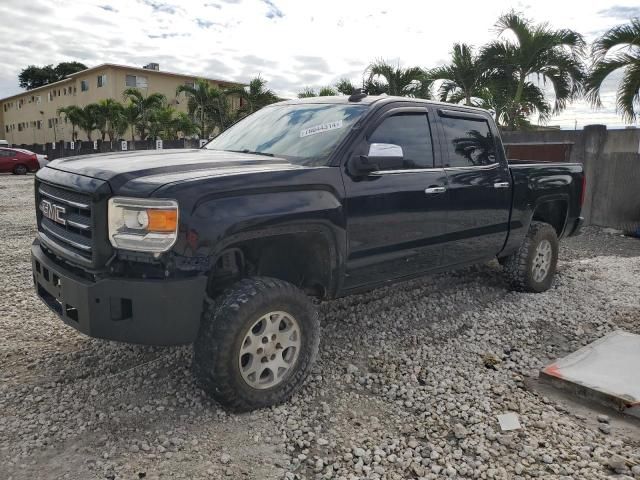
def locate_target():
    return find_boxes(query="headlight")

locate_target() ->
[108,197,179,252]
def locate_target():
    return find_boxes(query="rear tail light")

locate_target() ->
[579,174,586,207]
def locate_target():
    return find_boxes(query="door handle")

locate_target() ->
[425,186,447,194]
[494,182,510,189]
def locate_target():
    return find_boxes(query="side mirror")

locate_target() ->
[349,143,404,176]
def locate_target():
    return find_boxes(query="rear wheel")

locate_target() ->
[13,164,28,175]
[194,277,320,411]
[502,221,559,292]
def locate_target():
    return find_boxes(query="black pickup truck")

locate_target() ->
[31,95,584,410]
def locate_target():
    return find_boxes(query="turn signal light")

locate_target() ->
[147,209,178,232]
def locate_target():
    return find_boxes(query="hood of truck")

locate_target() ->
[45,149,305,195]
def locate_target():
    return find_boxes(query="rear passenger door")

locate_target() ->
[343,105,448,289]
[436,109,511,266]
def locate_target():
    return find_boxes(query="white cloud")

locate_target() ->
[0,0,638,128]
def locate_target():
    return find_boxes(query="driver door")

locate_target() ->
[342,105,449,290]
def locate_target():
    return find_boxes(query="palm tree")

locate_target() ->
[123,88,166,140]
[297,88,316,98]
[335,78,357,95]
[479,76,552,129]
[96,99,123,142]
[586,18,640,122]
[149,105,197,140]
[429,43,486,106]
[57,105,83,141]
[176,79,227,138]
[124,103,139,143]
[231,76,278,115]
[297,86,337,98]
[110,104,129,141]
[481,12,585,129]
[318,86,336,96]
[173,112,198,139]
[77,104,100,142]
[365,60,429,97]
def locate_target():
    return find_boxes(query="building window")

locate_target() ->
[81,80,89,92]
[36,95,41,104]
[18,123,23,132]
[4,126,8,133]
[125,74,148,88]
[97,74,107,87]
[184,81,195,88]
[48,118,53,128]
[48,92,53,101]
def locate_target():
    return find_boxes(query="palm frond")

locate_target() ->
[617,60,640,122]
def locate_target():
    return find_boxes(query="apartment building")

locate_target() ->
[0,63,244,144]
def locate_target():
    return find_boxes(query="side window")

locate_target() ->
[368,113,434,169]
[440,115,496,167]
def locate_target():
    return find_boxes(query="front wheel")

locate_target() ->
[194,277,320,411]
[502,221,559,292]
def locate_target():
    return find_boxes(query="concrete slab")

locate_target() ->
[540,330,640,418]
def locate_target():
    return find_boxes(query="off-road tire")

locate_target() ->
[13,164,28,175]
[193,277,320,411]
[503,221,559,292]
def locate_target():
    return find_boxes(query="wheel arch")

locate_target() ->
[207,224,343,300]
[531,196,569,238]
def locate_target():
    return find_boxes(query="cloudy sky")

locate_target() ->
[0,0,638,129]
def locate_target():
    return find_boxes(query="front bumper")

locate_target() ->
[31,240,207,345]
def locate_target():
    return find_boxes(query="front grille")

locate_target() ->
[37,182,94,261]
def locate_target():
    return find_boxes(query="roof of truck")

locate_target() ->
[276,95,493,115]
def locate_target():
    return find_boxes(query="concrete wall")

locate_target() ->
[503,126,640,231]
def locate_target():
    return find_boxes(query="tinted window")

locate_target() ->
[441,116,496,167]
[368,114,434,169]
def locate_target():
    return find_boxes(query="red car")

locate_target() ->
[0,147,40,174]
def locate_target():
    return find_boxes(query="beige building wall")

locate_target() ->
[0,64,243,144]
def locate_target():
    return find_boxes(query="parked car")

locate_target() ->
[31,95,585,411]
[0,147,40,174]
[0,139,9,147]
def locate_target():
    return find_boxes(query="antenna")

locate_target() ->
[348,88,367,102]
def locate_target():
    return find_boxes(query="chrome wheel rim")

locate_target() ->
[239,311,301,390]
[532,239,552,283]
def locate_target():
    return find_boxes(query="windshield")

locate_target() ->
[205,103,368,166]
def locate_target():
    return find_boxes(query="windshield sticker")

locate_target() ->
[300,120,343,138]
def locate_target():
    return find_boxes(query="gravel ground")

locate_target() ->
[1,173,639,480]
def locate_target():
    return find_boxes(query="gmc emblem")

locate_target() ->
[40,199,66,225]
